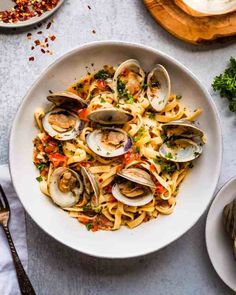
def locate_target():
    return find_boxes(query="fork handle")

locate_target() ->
[3,225,36,295]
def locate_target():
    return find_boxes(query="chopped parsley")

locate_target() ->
[100,97,106,103]
[36,176,43,182]
[117,79,134,103]
[133,126,145,142]
[188,162,194,169]
[94,70,110,80]
[154,158,177,173]
[146,112,155,119]
[126,95,134,104]
[176,95,182,100]
[75,83,83,92]
[86,223,93,231]
[142,83,148,90]
[58,142,63,154]
[212,57,236,112]
[165,152,173,159]
[83,203,92,212]
[36,163,48,171]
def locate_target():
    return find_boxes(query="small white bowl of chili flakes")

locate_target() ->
[0,0,64,28]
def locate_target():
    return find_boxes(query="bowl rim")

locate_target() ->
[9,40,223,258]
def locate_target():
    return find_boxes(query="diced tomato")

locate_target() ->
[78,216,90,225]
[78,108,90,122]
[92,223,98,232]
[155,183,166,194]
[104,185,112,194]
[108,195,117,202]
[96,79,107,90]
[121,68,129,76]
[45,140,58,154]
[41,167,49,176]
[49,153,67,167]
[123,151,140,165]
[150,164,156,172]
[37,144,44,152]
[80,162,91,168]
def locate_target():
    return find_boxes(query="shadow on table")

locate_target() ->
[26,214,234,295]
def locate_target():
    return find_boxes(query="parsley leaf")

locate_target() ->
[165,152,173,159]
[36,176,43,182]
[154,158,176,173]
[86,223,93,231]
[212,57,236,112]
[83,203,92,212]
[94,70,110,80]
[36,163,47,171]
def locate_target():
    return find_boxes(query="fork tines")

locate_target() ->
[0,184,10,210]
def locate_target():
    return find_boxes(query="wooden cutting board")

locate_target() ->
[144,0,236,44]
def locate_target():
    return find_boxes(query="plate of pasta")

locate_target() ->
[9,41,222,258]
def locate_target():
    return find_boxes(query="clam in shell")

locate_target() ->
[86,128,132,158]
[87,108,133,125]
[80,166,100,206]
[159,138,202,163]
[47,91,87,109]
[146,64,171,112]
[113,59,145,101]
[42,108,83,140]
[49,167,83,208]
[112,167,155,206]
[162,120,204,140]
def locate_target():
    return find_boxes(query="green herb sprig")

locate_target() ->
[212,57,236,112]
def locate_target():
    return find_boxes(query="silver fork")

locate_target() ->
[0,184,36,295]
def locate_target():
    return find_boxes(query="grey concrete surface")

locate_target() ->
[0,1,236,294]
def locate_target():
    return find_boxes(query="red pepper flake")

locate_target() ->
[92,29,96,34]
[31,46,35,50]
[45,37,48,43]
[41,48,46,54]
[29,57,34,62]
[37,31,42,35]
[49,35,56,41]
[46,22,52,29]
[34,39,40,46]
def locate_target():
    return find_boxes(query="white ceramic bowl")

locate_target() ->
[206,177,236,292]
[0,0,64,28]
[9,41,222,258]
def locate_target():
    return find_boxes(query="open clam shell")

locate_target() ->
[113,59,145,101]
[112,183,153,207]
[162,120,204,140]
[47,91,87,109]
[118,167,156,188]
[80,166,100,205]
[159,138,202,163]
[86,128,132,158]
[87,108,134,125]
[42,108,83,140]
[146,64,171,112]
[49,167,83,208]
